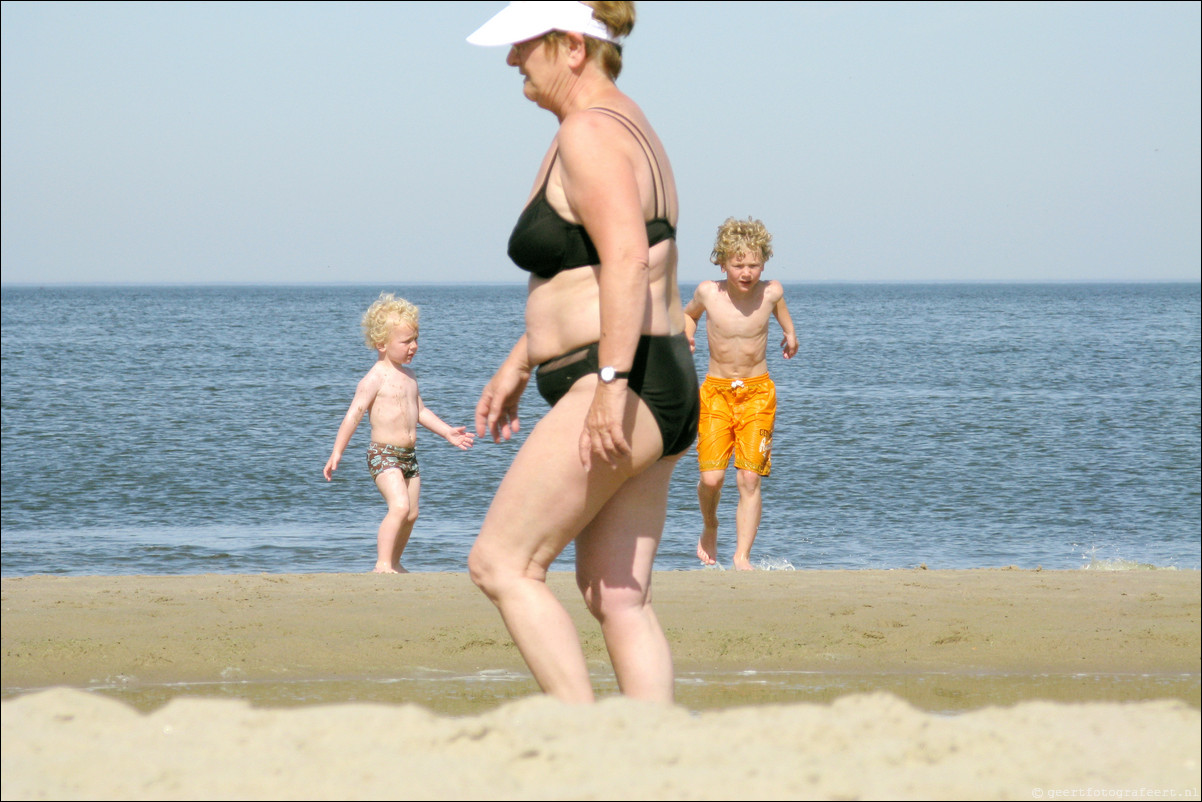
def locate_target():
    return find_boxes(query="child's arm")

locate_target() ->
[323,372,380,480]
[682,284,707,353]
[772,285,799,360]
[418,397,476,451]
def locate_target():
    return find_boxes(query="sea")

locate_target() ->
[2,282,1199,577]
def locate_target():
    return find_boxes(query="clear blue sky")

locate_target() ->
[2,1,1199,285]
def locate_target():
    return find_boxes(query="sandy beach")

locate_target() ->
[3,568,1199,799]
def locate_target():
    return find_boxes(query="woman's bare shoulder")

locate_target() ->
[558,104,634,148]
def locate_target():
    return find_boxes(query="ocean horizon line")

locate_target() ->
[2,278,1199,290]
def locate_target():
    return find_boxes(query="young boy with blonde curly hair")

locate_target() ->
[683,217,798,571]
[324,292,474,573]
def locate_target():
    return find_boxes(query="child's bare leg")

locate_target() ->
[373,469,411,574]
[732,468,763,571]
[696,470,725,565]
[389,475,421,572]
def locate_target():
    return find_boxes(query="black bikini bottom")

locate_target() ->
[535,333,700,457]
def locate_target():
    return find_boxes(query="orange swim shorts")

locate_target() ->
[695,373,775,476]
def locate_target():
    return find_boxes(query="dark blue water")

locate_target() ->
[2,283,1198,576]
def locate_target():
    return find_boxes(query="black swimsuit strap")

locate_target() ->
[538,150,560,193]
[532,109,673,229]
[587,107,670,219]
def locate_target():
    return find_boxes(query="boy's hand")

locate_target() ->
[446,426,476,450]
[323,455,339,481]
[781,332,798,359]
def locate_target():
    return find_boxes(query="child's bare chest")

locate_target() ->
[372,371,418,416]
[712,293,772,337]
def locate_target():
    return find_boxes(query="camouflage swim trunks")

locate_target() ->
[366,442,419,479]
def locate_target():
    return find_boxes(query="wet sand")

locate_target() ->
[2,569,1199,799]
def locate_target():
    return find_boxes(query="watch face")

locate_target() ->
[600,366,615,383]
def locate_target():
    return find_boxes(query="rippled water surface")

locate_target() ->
[2,282,1198,575]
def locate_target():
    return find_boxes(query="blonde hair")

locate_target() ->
[361,292,419,348]
[543,1,634,80]
[710,217,774,266]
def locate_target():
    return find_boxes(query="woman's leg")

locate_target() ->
[468,379,665,702]
[576,455,680,702]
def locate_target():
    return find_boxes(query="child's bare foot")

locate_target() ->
[372,562,398,574]
[696,525,718,565]
[393,563,410,574]
[732,555,755,571]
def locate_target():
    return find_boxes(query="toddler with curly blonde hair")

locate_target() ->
[324,292,475,573]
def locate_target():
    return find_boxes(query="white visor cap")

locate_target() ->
[467,1,619,46]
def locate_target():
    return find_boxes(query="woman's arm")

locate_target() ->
[475,333,532,444]
[558,109,649,467]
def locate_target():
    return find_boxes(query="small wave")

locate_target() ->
[1082,558,1177,572]
[692,557,796,571]
[1077,543,1185,571]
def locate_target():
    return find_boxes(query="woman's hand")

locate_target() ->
[579,382,632,469]
[476,359,531,444]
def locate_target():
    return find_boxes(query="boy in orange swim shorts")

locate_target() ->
[697,374,776,475]
[683,217,798,570]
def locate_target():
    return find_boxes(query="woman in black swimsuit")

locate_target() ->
[466,1,698,704]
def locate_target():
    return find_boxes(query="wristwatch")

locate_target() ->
[598,366,630,384]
